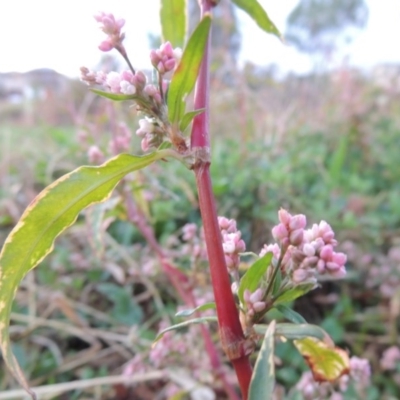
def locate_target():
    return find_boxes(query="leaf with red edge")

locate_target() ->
[294,337,350,382]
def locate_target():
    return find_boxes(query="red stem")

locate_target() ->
[190,1,253,398]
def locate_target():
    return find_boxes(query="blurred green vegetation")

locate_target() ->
[0,67,400,398]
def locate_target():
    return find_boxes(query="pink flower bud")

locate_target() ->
[160,41,174,58]
[98,39,114,52]
[164,58,176,72]
[278,208,291,225]
[303,243,315,257]
[290,228,304,246]
[135,71,147,90]
[272,223,288,242]
[253,301,266,312]
[243,289,251,303]
[222,241,235,254]
[88,145,104,164]
[320,245,334,260]
[149,49,160,67]
[289,214,307,230]
[249,288,263,303]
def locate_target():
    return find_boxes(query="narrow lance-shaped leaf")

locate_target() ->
[238,252,272,305]
[0,151,172,398]
[273,304,307,324]
[154,316,218,343]
[175,302,216,317]
[160,0,187,48]
[273,282,317,305]
[167,14,211,124]
[91,88,139,102]
[179,108,205,132]
[231,0,282,39]
[249,320,276,400]
[255,322,334,345]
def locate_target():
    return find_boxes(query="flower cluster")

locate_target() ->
[150,41,182,74]
[81,13,188,155]
[94,12,126,53]
[180,222,208,262]
[260,209,347,287]
[243,288,266,317]
[296,356,371,400]
[218,216,246,276]
[380,346,400,371]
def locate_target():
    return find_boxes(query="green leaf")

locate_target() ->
[254,322,333,344]
[249,320,276,400]
[167,15,211,124]
[238,252,273,305]
[160,0,187,48]
[97,283,143,325]
[90,88,139,101]
[154,316,217,343]
[274,304,307,324]
[273,283,317,305]
[175,302,216,317]
[231,0,282,39]
[179,109,205,132]
[0,151,169,397]
[272,266,282,296]
[294,337,350,382]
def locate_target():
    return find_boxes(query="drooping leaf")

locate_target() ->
[274,304,307,324]
[294,337,350,382]
[153,316,218,343]
[231,0,282,39]
[175,302,216,317]
[167,15,211,124]
[238,252,273,305]
[273,283,317,305]
[0,151,171,397]
[179,109,205,132]
[160,0,187,48]
[254,323,333,344]
[249,320,276,400]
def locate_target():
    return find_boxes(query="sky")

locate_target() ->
[1,0,399,78]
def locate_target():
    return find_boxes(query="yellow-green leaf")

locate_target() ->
[167,15,211,124]
[160,0,187,48]
[294,337,350,382]
[0,151,169,398]
[231,0,282,39]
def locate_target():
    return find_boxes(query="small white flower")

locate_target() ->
[136,118,155,137]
